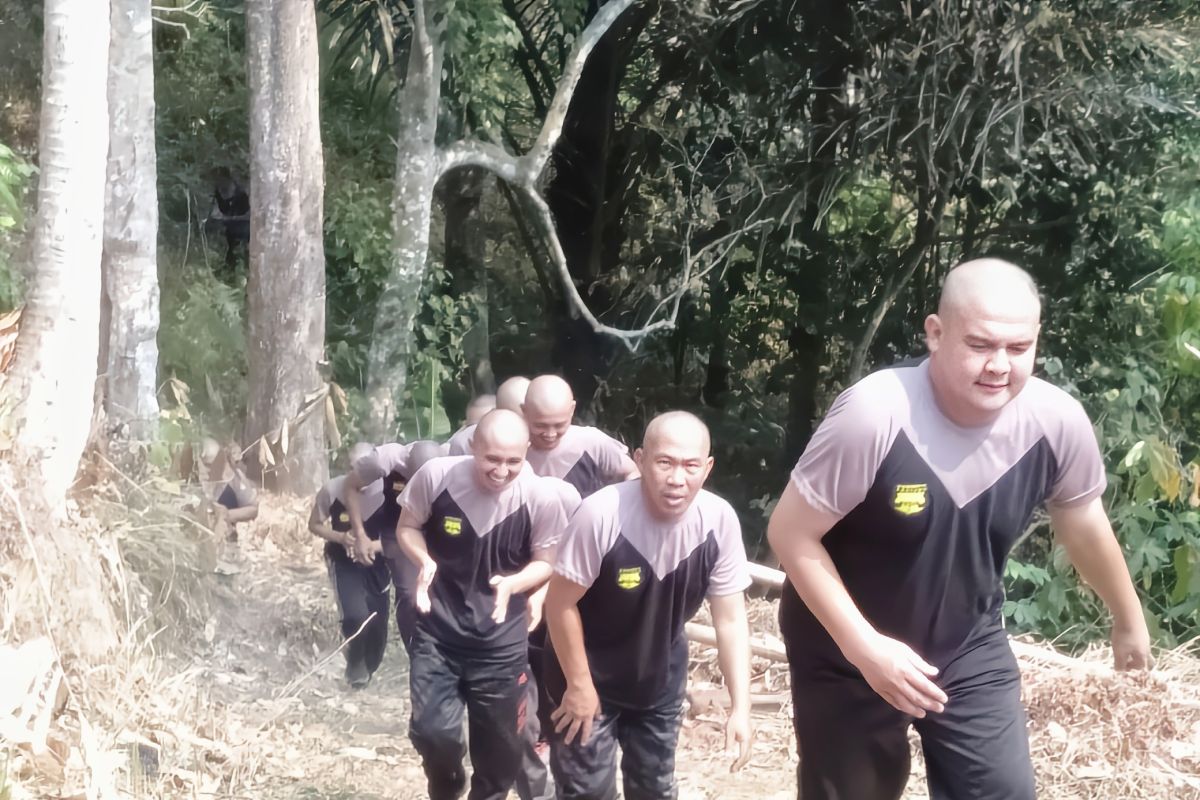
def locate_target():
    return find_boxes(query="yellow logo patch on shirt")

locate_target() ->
[338,512,350,523]
[443,516,463,536]
[392,479,407,492]
[893,484,928,515]
[616,567,642,590]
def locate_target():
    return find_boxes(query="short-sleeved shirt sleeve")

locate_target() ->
[587,428,632,482]
[398,461,438,528]
[790,381,896,519]
[529,480,569,553]
[554,490,619,588]
[315,479,337,520]
[1045,396,1107,508]
[707,499,751,596]
[353,442,410,485]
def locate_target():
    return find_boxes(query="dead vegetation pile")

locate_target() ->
[3,464,1199,799]
[687,599,1200,800]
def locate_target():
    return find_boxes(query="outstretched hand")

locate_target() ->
[490,574,520,624]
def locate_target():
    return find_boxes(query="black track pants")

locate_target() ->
[786,631,1036,800]
[326,555,390,676]
[408,632,529,800]
[549,698,683,800]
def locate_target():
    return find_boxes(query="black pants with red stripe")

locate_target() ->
[408,631,531,800]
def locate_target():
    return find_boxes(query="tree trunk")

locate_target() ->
[544,0,652,413]
[245,0,326,495]
[443,165,495,396]
[363,0,450,440]
[102,0,160,442]
[0,0,109,511]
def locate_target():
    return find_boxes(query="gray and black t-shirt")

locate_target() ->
[547,481,750,709]
[525,425,630,498]
[353,442,418,534]
[399,456,567,659]
[783,359,1106,666]
[315,474,386,564]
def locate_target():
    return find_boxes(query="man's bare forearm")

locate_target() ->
[774,534,878,661]
[397,523,432,568]
[712,595,751,714]
[545,579,594,688]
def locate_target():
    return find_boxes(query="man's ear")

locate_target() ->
[924,313,943,353]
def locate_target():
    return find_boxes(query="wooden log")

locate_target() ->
[690,618,1117,677]
[748,562,785,590]
[686,622,788,662]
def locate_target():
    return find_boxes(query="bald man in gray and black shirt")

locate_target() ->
[768,259,1151,800]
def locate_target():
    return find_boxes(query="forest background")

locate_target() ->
[1,0,1199,657]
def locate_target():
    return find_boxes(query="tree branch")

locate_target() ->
[523,0,638,178]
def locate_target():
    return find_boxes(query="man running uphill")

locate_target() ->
[396,409,568,800]
[544,411,753,800]
[767,258,1151,800]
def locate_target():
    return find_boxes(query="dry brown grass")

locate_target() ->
[686,599,1200,800]
[3,465,1198,799]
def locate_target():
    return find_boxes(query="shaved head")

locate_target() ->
[496,377,531,413]
[636,411,714,519]
[642,411,711,457]
[524,375,575,414]
[408,440,444,473]
[199,436,222,466]
[938,258,1040,321]
[925,258,1042,426]
[523,375,576,450]
[472,409,531,492]
[465,394,497,426]
[475,408,530,449]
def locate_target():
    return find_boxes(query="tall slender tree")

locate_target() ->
[1,0,110,511]
[101,0,160,442]
[245,0,327,494]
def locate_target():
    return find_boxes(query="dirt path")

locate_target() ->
[169,504,802,800]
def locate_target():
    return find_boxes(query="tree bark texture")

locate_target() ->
[364,0,449,440]
[442,166,495,396]
[245,0,327,495]
[0,0,110,511]
[102,0,160,441]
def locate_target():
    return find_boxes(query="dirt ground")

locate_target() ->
[7,487,1196,799]
[145,496,803,800]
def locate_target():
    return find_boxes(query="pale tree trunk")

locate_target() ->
[364,0,450,440]
[364,0,637,437]
[245,0,327,495]
[102,0,160,442]
[1,0,110,511]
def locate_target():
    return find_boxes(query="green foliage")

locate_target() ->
[0,141,33,311]
[157,256,248,430]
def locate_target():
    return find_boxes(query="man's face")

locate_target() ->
[925,303,1040,426]
[472,436,529,493]
[634,432,714,521]
[525,402,574,451]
